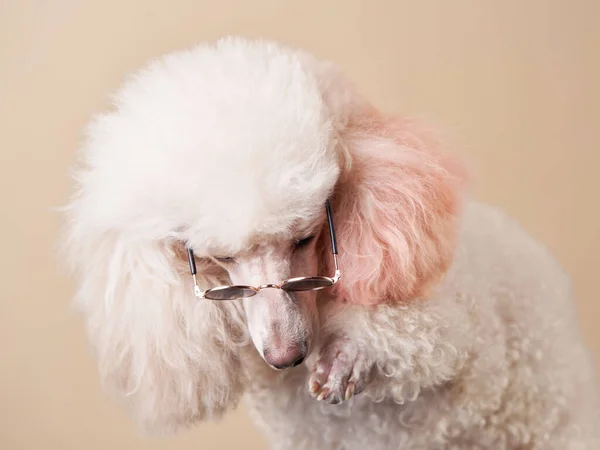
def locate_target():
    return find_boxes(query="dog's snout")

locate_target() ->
[263,343,307,370]
[242,281,315,371]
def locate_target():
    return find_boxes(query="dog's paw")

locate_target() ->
[308,337,372,405]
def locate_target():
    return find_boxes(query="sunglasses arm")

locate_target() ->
[186,246,204,298]
[325,200,338,255]
[332,254,341,283]
[325,200,341,283]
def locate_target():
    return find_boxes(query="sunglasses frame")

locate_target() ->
[186,200,340,301]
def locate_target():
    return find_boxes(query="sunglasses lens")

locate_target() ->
[281,277,334,292]
[204,286,257,300]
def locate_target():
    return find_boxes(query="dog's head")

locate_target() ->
[62,36,467,419]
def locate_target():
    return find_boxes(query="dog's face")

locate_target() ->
[182,202,331,370]
[181,197,332,370]
[211,216,325,368]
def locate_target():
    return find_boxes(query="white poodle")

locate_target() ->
[60,37,600,449]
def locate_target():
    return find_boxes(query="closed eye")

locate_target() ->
[215,256,235,263]
[294,235,315,249]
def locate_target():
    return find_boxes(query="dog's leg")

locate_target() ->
[307,295,471,407]
[308,334,374,404]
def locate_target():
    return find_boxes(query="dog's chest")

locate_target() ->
[243,371,456,450]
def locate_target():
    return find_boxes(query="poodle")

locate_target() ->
[60,37,600,449]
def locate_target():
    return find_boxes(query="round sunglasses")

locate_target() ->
[186,201,340,300]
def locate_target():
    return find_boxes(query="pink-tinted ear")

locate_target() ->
[326,114,468,306]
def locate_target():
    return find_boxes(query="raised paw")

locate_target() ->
[308,337,372,405]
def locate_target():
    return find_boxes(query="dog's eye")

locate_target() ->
[215,256,235,263]
[294,235,315,249]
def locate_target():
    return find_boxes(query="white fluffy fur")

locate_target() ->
[61,37,600,448]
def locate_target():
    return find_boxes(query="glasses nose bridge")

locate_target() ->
[258,283,282,291]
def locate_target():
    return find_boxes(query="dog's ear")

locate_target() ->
[59,209,247,434]
[322,102,468,306]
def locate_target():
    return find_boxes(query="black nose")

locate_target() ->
[263,345,307,370]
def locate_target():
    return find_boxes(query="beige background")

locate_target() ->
[1,1,599,449]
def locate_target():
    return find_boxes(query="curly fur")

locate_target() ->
[327,115,468,305]
[59,36,600,448]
